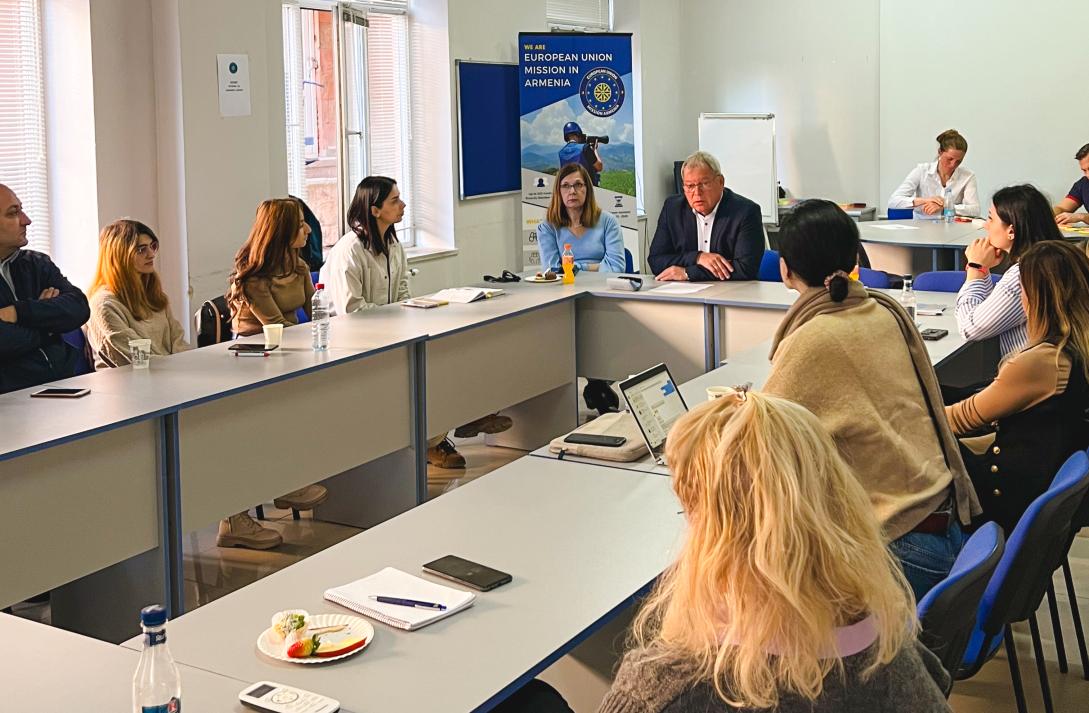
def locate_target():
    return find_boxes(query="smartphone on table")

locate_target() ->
[30,387,90,398]
[423,555,512,592]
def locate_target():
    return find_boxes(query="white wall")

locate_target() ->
[879,0,1089,211]
[680,0,881,208]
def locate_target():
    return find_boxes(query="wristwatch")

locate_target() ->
[967,261,988,273]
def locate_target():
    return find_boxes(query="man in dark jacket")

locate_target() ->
[648,151,765,282]
[0,184,90,394]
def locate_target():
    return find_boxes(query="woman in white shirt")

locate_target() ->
[320,176,513,470]
[888,129,980,218]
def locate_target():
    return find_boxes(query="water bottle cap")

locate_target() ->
[315,283,324,290]
[563,243,571,249]
[140,604,167,627]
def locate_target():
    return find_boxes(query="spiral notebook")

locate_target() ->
[323,567,476,631]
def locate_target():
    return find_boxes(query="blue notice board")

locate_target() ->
[456,60,520,199]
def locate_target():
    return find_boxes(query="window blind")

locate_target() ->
[0,0,50,253]
[546,0,611,30]
[365,10,414,242]
[282,4,306,200]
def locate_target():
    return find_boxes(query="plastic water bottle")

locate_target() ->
[561,243,575,285]
[133,605,181,713]
[900,276,917,324]
[942,186,955,223]
[311,283,330,351]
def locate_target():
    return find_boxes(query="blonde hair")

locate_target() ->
[631,391,915,709]
[89,219,169,321]
[545,163,601,228]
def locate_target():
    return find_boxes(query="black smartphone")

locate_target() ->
[422,555,512,592]
[30,387,90,398]
[563,433,626,447]
[921,328,948,341]
[228,343,277,356]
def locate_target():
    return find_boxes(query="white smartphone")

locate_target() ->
[30,387,90,398]
[239,682,339,713]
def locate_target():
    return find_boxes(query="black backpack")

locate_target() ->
[195,295,232,347]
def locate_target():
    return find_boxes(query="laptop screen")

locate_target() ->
[620,365,688,453]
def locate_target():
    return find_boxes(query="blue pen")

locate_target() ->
[369,595,447,611]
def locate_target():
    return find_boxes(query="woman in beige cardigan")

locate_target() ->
[764,200,979,601]
[87,219,190,369]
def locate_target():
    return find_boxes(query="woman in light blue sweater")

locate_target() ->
[537,164,626,273]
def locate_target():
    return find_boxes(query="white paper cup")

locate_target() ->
[706,385,733,401]
[263,323,284,349]
[129,339,152,369]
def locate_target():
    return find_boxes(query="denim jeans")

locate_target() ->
[889,520,965,602]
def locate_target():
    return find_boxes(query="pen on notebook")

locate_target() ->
[369,595,447,611]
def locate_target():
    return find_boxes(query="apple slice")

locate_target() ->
[314,635,368,658]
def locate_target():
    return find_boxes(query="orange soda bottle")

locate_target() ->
[561,243,575,284]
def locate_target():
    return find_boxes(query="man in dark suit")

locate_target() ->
[648,151,765,281]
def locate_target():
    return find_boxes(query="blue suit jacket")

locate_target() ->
[647,189,764,281]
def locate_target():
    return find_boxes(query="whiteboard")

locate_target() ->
[698,113,777,224]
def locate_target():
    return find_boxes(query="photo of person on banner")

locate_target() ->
[558,121,604,187]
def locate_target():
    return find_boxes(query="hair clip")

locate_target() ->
[733,382,752,402]
[823,270,850,288]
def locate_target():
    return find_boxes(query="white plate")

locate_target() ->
[525,275,563,284]
[257,613,374,664]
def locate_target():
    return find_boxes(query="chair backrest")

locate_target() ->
[918,521,1005,676]
[887,208,915,220]
[62,327,94,375]
[758,249,781,282]
[857,267,891,289]
[978,451,1089,636]
[311,271,319,286]
[914,271,1002,292]
[624,248,634,274]
[194,295,233,348]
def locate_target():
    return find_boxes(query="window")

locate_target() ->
[0,0,50,253]
[283,1,414,247]
[546,0,611,31]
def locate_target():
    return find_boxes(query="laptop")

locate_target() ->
[619,363,689,466]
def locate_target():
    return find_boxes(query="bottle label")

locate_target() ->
[145,630,167,646]
[142,698,180,712]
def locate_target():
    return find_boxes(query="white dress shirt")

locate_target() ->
[0,250,17,297]
[692,197,721,253]
[888,162,980,218]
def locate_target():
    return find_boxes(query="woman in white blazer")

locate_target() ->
[888,129,980,218]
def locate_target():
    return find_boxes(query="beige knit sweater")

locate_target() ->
[87,288,191,368]
[763,281,979,540]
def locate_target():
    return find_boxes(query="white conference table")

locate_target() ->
[859,219,981,275]
[121,456,682,713]
[0,613,258,712]
[530,289,968,475]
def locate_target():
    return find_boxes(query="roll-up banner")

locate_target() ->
[519,32,636,270]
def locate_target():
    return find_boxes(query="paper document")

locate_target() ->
[917,304,946,316]
[869,224,919,231]
[648,283,714,295]
[325,567,475,631]
[431,287,504,304]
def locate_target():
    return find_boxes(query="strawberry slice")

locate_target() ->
[286,635,320,658]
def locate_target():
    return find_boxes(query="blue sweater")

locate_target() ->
[537,211,625,273]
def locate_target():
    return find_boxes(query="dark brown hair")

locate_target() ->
[228,198,304,302]
[346,176,398,257]
[1076,143,1089,161]
[936,129,967,154]
[546,163,601,229]
[777,200,860,303]
[992,184,1063,261]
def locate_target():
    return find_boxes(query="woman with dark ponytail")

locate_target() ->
[764,200,980,603]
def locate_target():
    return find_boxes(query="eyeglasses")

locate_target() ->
[483,270,521,284]
[682,179,717,194]
[135,242,159,257]
[559,181,587,193]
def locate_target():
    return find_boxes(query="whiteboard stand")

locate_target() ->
[698,113,778,225]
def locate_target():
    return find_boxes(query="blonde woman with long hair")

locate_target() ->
[600,391,951,713]
[87,219,190,369]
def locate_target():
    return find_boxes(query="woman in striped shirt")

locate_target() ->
[956,184,1063,356]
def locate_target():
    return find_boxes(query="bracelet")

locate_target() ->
[966,262,988,273]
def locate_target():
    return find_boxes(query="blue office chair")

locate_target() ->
[888,207,915,220]
[623,248,634,274]
[857,267,891,289]
[914,270,1001,292]
[311,271,320,285]
[62,328,94,375]
[917,522,1005,694]
[958,451,1089,713]
[758,249,782,282]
